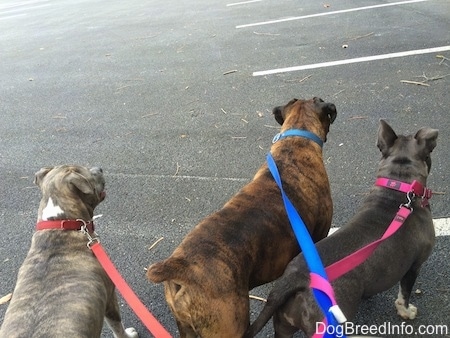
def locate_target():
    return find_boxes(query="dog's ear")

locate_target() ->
[147,257,190,283]
[272,106,285,125]
[34,167,54,187]
[66,172,94,195]
[414,127,438,156]
[318,102,337,124]
[273,98,298,125]
[377,119,398,156]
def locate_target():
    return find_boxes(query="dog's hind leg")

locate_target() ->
[105,314,139,338]
[395,267,420,320]
[105,292,139,338]
[193,295,249,338]
[175,319,197,338]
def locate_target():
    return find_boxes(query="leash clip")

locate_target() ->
[400,191,414,211]
[272,133,282,143]
[78,219,100,248]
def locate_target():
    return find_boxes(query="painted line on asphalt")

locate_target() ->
[0,3,51,15]
[109,172,249,182]
[227,0,262,7]
[0,0,49,10]
[433,217,450,236]
[329,218,450,236]
[253,46,450,76]
[0,13,27,20]
[236,0,428,28]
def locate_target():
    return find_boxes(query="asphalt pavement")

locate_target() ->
[1,0,449,337]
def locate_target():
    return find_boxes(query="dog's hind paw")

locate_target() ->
[395,299,417,320]
[125,327,139,338]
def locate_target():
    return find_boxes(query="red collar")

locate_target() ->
[375,177,432,207]
[36,220,95,233]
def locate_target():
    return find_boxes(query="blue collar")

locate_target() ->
[272,129,323,148]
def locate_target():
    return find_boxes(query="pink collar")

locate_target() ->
[36,220,95,233]
[375,177,432,207]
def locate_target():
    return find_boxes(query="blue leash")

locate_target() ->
[267,130,346,337]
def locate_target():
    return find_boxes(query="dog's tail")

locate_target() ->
[146,257,188,283]
[244,276,308,338]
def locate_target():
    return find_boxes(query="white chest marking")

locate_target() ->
[42,197,64,220]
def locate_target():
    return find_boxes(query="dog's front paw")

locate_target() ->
[395,298,417,319]
[125,327,139,338]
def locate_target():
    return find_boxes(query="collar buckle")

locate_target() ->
[272,133,282,143]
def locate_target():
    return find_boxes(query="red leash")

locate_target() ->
[90,242,172,338]
[36,220,172,338]
[325,178,432,281]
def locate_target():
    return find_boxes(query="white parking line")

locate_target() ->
[253,46,450,76]
[236,0,428,28]
[329,218,450,236]
[0,0,49,10]
[109,172,249,182]
[0,13,27,20]
[0,3,50,15]
[433,218,450,236]
[227,0,262,7]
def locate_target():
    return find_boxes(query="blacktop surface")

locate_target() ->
[0,0,449,337]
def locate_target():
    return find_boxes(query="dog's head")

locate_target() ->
[34,165,106,221]
[272,97,337,142]
[376,119,438,184]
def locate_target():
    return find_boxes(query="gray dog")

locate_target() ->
[245,120,438,338]
[0,165,138,338]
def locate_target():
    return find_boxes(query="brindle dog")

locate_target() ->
[245,120,438,338]
[147,97,337,337]
[0,165,137,338]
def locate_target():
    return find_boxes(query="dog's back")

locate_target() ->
[1,165,137,338]
[0,231,112,338]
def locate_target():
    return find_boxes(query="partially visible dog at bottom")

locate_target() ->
[147,97,337,337]
[245,120,438,338]
[0,165,138,338]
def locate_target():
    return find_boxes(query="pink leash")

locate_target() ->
[326,178,431,281]
[325,206,411,281]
